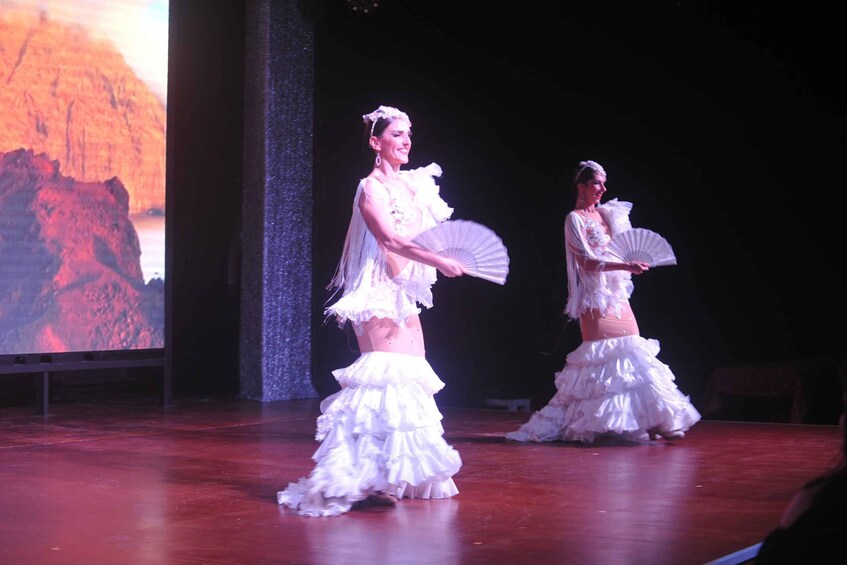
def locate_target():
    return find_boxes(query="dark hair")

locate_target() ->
[362,117,394,146]
[571,160,606,197]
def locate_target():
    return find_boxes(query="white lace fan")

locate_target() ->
[607,228,677,267]
[412,220,510,285]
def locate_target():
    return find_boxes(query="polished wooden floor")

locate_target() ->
[0,394,841,565]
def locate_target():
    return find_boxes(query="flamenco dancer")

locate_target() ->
[506,160,701,444]
[277,105,466,516]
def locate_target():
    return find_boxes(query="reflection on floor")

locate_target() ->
[0,396,840,564]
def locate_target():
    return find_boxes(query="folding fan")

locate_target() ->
[606,228,677,267]
[412,220,510,285]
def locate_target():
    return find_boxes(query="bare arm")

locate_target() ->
[358,180,465,277]
[565,213,649,274]
[582,257,650,275]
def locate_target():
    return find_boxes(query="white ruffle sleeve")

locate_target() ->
[598,198,633,236]
[405,162,454,223]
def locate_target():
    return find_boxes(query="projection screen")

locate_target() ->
[0,0,167,358]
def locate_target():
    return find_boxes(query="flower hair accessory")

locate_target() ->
[362,105,411,136]
[578,160,606,176]
[574,160,606,184]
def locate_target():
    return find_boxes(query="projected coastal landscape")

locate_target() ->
[0,0,167,355]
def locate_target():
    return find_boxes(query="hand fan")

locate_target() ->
[606,228,677,267]
[412,220,510,285]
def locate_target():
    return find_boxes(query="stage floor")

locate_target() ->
[0,396,840,564]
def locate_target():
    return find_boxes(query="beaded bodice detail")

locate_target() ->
[580,216,612,254]
[384,182,421,238]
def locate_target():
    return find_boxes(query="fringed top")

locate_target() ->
[564,198,635,320]
[325,163,454,327]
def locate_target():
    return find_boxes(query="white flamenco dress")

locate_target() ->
[506,199,701,444]
[278,163,462,517]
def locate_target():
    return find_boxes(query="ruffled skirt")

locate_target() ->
[278,351,462,517]
[505,335,701,444]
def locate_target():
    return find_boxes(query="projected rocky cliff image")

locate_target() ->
[0,1,167,355]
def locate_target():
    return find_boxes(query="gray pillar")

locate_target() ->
[240,0,316,401]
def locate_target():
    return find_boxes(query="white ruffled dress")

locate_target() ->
[506,199,701,444]
[278,164,462,517]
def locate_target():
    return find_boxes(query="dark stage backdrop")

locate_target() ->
[310,2,845,408]
[167,0,244,396]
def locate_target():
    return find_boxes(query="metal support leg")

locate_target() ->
[35,371,50,416]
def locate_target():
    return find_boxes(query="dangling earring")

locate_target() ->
[374,153,381,167]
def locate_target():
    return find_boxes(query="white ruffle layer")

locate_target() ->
[506,335,701,444]
[325,267,428,329]
[278,351,461,517]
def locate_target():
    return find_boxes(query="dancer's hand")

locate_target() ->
[627,261,650,275]
[437,257,466,278]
